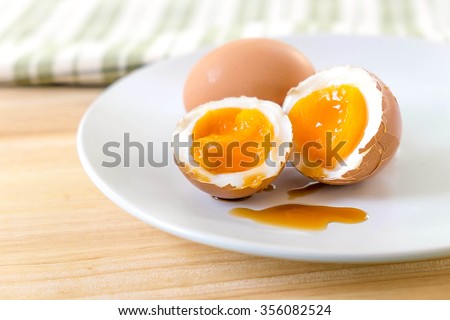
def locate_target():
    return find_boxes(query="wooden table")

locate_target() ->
[1,87,449,299]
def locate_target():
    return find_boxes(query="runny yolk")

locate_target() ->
[192,108,273,174]
[288,84,368,178]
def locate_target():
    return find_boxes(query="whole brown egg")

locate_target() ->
[183,38,315,112]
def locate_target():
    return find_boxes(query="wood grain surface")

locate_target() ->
[1,87,449,299]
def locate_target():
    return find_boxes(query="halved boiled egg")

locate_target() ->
[283,66,402,185]
[173,97,293,199]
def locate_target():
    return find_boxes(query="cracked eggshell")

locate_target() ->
[283,65,402,185]
[173,97,293,199]
[174,161,281,200]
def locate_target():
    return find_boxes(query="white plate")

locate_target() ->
[78,35,450,263]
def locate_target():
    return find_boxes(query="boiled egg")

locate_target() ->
[283,66,402,184]
[173,97,293,199]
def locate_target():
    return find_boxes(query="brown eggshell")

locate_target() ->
[312,72,402,185]
[183,38,315,112]
[174,156,289,200]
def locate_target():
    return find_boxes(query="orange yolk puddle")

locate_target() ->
[288,85,368,178]
[192,108,273,174]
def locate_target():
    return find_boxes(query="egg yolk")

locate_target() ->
[192,108,273,174]
[288,84,368,177]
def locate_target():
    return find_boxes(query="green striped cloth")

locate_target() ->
[0,0,448,85]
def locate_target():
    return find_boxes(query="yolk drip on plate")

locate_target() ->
[192,108,273,174]
[288,84,368,177]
